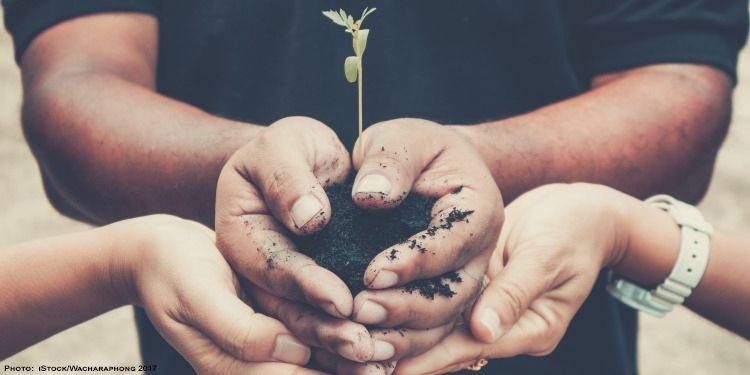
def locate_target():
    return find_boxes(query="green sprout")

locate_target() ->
[322,7,376,161]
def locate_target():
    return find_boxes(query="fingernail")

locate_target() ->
[372,340,395,361]
[355,300,388,325]
[355,174,391,195]
[290,194,323,229]
[480,308,501,342]
[321,302,346,319]
[369,270,399,289]
[273,335,311,365]
[336,342,361,362]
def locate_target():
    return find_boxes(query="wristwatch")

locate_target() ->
[606,194,714,317]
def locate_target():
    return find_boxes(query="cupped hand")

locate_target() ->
[126,215,325,375]
[350,119,503,329]
[394,183,632,374]
[215,116,391,363]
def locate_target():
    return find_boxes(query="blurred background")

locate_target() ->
[1,7,749,375]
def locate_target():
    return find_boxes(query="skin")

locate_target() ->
[453,63,731,205]
[396,183,750,374]
[214,117,504,365]
[0,215,322,375]
[18,10,733,375]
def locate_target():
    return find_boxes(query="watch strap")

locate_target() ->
[607,194,713,317]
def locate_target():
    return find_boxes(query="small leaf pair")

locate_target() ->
[322,7,376,82]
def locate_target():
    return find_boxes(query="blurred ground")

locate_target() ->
[1,8,749,375]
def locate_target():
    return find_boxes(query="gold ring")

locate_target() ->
[466,358,488,371]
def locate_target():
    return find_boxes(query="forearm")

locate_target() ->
[454,64,731,204]
[612,195,750,339]
[20,12,263,226]
[0,225,128,359]
[23,72,262,226]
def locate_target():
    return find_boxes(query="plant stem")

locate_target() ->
[357,58,364,162]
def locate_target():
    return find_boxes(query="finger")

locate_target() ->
[468,242,554,343]
[249,284,394,363]
[218,212,353,318]
[392,325,485,375]
[351,121,442,210]
[362,186,498,289]
[352,262,484,328]
[172,279,311,366]
[219,116,350,236]
[164,319,325,375]
[314,350,396,375]
[370,323,455,360]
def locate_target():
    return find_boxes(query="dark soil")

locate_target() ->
[292,175,466,298]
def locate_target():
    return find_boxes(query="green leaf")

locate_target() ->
[322,10,347,27]
[344,56,359,83]
[356,29,370,55]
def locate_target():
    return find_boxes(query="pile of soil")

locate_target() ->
[292,176,467,298]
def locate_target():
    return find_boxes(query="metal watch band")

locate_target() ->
[606,194,714,317]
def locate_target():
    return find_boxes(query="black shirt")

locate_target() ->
[4,1,748,374]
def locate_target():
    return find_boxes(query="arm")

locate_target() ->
[613,193,750,338]
[0,224,126,357]
[22,12,453,367]
[0,215,318,373]
[454,64,732,204]
[19,12,262,226]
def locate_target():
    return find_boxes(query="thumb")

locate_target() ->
[351,121,439,210]
[218,116,350,235]
[186,289,312,366]
[469,246,551,344]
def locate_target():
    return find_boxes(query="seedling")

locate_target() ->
[322,7,376,161]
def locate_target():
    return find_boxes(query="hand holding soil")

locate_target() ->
[308,119,505,373]
[215,116,384,363]
[350,118,504,329]
[214,116,504,372]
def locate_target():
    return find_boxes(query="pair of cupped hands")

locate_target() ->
[134,117,623,374]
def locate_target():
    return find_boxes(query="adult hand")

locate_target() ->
[125,215,324,375]
[394,183,632,374]
[307,118,503,374]
[215,116,390,363]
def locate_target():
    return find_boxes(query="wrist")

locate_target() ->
[98,219,146,307]
[610,196,684,287]
[593,186,635,271]
[446,124,486,155]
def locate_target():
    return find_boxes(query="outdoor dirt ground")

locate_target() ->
[1,9,748,375]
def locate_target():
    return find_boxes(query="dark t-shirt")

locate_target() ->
[3,1,748,374]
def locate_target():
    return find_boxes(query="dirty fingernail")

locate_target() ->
[372,340,395,361]
[272,335,311,365]
[480,308,501,342]
[290,194,323,229]
[355,174,391,195]
[355,300,388,325]
[369,270,398,289]
[321,302,346,319]
[336,342,361,362]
